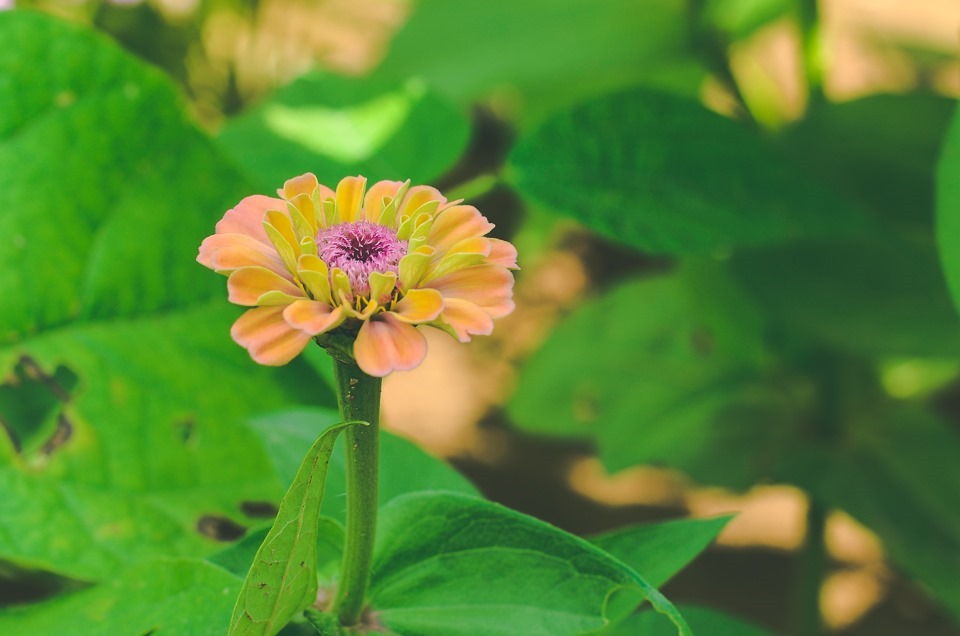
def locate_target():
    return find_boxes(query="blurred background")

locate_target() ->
[3,0,960,634]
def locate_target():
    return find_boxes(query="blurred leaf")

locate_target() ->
[375,0,701,122]
[510,88,867,254]
[936,102,960,313]
[784,408,960,621]
[218,73,470,193]
[370,492,691,636]
[247,408,478,521]
[602,604,774,636]
[509,273,796,487]
[230,420,363,636]
[701,0,792,40]
[591,516,732,588]
[731,237,960,356]
[785,93,955,231]
[0,12,331,580]
[0,558,239,635]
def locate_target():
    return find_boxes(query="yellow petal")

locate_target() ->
[231,306,312,366]
[215,195,285,246]
[227,266,304,306]
[282,300,345,336]
[264,209,301,274]
[398,252,432,291]
[428,205,495,253]
[336,176,367,223]
[369,271,398,305]
[397,185,446,219]
[297,254,332,303]
[280,173,319,200]
[353,314,427,377]
[287,193,319,238]
[362,180,406,223]
[393,288,444,324]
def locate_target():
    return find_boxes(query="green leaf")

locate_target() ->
[230,420,364,636]
[369,492,691,636]
[509,88,867,254]
[936,102,960,313]
[602,604,774,636]
[701,0,792,40]
[218,73,470,193]
[591,516,732,588]
[0,558,240,635]
[374,0,700,122]
[508,272,794,487]
[247,408,478,520]
[0,12,331,580]
[731,237,960,356]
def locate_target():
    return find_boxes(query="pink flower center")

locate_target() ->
[316,221,406,296]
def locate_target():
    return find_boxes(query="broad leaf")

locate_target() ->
[591,516,732,588]
[602,604,774,636]
[230,420,364,636]
[369,492,691,636]
[218,73,469,193]
[0,12,331,580]
[509,88,867,254]
[0,558,239,635]
[247,408,478,520]
[936,102,960,313]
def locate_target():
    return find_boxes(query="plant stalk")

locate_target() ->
[330,355,382,627]
[794,497,827,636]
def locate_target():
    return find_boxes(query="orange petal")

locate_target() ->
[428,205,495,253]
[280,173,319,200]
[439,298,495,342]
[393,288,444,323]
[197,233,286,275]
[227,266,303,306]
[487,238,519,269]
[336,176,367,223]
[216,195,285,246]
[283,300,345,336]
[231,306,312,366]
[353,314,427,377]
[425,264,515,318]
[362,180,406,223]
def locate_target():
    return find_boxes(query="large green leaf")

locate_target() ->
[508,272,795,487]
[731,237,960,356]
[0,558,240,635]
[369,492,691,636]
[247,408,478,521]
[509,88,867,254]
[0,12,331,581]
[936,102,960,313]
[374,0,700,122]
[230,420,364,636]
[591,516,731,588]
[602,604,774,636]
[218,73,470,193]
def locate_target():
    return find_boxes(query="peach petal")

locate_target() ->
[487,238,519,269]
[282,300,345,336]
[216,195,285,246]
[428,205,495,253]
[439,298,495,342]
[353,314,428,377]
[425,264,515,318]
[231,306,312,366]
[393,288,444,323]
[336,176,367,223]
[227,266,304,306]
[197,233,286,275]
[281,173,319,200]
[362,180,406,223]
[397,185,447,219]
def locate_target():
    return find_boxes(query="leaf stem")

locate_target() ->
[330,355,382,627]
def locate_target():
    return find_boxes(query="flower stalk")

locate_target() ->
[330,353,382,627]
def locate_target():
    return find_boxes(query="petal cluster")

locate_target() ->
[198,174,518,377]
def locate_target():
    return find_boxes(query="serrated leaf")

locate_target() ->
[0,12,332,581]
[369,492,691,636]
[230,420,365,636]
[591,516,732,588]
[509,88,868,254]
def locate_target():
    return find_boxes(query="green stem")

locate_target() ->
[330,355,382,627]
[794,498,827,636]
[798,0,825,104]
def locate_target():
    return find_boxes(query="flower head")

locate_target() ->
[198,174,518,376]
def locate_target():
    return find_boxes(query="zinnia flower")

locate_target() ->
[198,174,518,377]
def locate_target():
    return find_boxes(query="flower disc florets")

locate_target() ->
[197,174,519,377]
